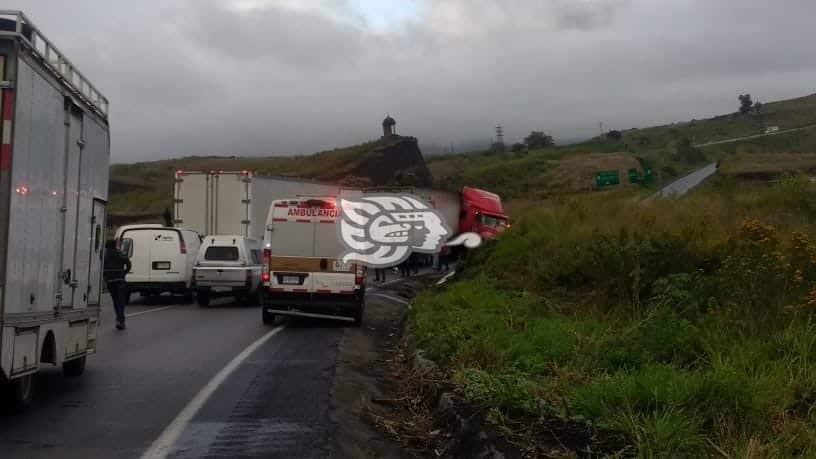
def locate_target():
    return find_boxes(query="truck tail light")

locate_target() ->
[179,237,187,254]
[355,264,365,285]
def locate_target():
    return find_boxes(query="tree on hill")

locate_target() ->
[606,130,622,141]
[511,142,526,153]
[738,94,754,114]
[675,138,706,164]
[524,131,554,149]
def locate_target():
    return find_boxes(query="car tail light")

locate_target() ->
[262,272,270,283]
[355,264,365,285]
[179,237,187,254]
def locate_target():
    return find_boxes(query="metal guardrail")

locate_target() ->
[0,10,109,119]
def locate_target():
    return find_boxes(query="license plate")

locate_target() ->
[152,261,171,270]
[333,261,351,272]
[282,275,300,285]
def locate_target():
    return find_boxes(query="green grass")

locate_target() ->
[411,177,816,456]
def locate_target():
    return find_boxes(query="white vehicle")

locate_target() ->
[193,236,263,307]
[173,171,344,239]
[0,11,110,409]
[261,198,366,325]
[116,226,201,301]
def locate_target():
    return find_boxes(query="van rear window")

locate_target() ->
[204,246,239,261]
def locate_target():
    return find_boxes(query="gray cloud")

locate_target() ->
[4,0,815,161]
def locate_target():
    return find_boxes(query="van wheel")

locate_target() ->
[1,374,34,413]
[262,309,277,325]
[182,290,194,304]
[63,356,86,377]
[197,289,210,307]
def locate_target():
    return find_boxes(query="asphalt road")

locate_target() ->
[652,162,718,199]
[0,289,392,458]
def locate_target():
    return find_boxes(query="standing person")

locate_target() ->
[375,267,387,283]
[399,259,410,278]
[439,246,450,272]
[103,240,131,330]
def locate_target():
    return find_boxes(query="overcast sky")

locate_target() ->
[8,0,816,162]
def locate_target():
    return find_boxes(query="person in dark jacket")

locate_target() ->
[103,240,132,330]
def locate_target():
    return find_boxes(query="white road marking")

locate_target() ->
[140,325,286,459]
[126,306,174,318]
[368,292,410,306]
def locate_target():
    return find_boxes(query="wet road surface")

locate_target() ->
[0,290,390,459]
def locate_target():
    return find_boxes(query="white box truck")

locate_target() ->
[0,11,110,410]
[173,171,345,239]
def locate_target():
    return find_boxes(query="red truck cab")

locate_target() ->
[458,187,510,240]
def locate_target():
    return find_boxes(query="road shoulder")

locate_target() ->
[331,278,428,458]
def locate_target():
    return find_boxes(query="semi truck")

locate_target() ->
[0,11,110,410]
[173,171,510,243]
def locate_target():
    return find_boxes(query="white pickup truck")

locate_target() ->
[193,236,263,306]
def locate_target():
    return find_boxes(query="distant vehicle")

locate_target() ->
[193,236,263,307]
[261,198,366,325]
[173,171,510,243]
[765,126,780,134]
[117,226,201,302]
[0,11,110,410]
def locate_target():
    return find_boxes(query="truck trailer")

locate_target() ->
[173,171,509,244]
[174,171,345,240]
[0,11,110,410]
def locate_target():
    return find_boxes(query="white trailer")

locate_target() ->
[174,171,345,239]
[0,11,110,410]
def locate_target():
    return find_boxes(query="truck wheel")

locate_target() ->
[262,309,277,325]
[1,374,34,413]
[63,356,86,377]
[197,289,210,307]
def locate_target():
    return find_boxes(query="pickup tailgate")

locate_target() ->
[195,267,249,287]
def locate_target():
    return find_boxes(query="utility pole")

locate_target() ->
[599,122,605,143]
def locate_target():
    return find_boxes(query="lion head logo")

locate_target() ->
[338,195,451,267]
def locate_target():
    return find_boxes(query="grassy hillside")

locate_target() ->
[108,137,428,221]
[413,177,816,456]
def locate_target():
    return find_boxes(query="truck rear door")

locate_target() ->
[213,172,251,236]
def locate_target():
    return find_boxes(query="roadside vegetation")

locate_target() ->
[411,176,816,457]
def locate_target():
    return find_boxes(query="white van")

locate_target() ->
[193,236,263,307]
[261,198,366,325]
[116,227,201,301]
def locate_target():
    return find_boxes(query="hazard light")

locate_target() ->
[262,272,270,283]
